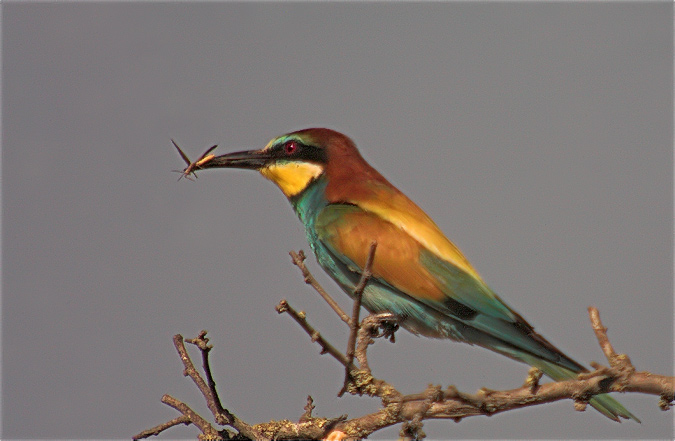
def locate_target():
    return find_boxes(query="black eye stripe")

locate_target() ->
[271,141,327,164]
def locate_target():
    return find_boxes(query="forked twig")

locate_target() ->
[171,333,264,440]
[160,394,218,438]
[185,331,227,420]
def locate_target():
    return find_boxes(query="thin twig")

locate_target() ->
[173,334,223,420]
[341,242,378,396]
[588,307,616,362]
[346,241,378,362]
[353,241,378,295]
[161,394,219,438]
[173,334,264,440]
[132,415,191,440]
[587,306,638,390]
[276,299,351,368]
[290,250,352,325]
[185,331,227,420]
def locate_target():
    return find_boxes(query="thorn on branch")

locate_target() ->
[444,385,459,399]
[524,367,543,392]
[300,395,315,422]
[400,413,426,441]
[186,330,212,352]
[425,384,444,403]
[573,399,589,413]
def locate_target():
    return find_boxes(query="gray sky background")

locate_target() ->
[3,3,673,440]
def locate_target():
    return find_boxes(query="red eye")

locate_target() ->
[284,141,298,155]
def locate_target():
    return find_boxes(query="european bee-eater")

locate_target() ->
[177,128,637,422]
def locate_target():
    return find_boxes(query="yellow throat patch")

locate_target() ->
[260,161,324,198]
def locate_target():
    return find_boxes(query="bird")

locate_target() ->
[175,127,638,422]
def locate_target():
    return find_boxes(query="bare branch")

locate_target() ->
[588,307,674,409]
[132,415,191,440]
[588,306,616,361]
[346,241,377,362]
[173,334,223,421]
[290,250,351,325]
[139,311,674,440]
[172,334,264,440]
[184,331,227,421]
[341,241,378,396]
[161,394,219,438]
[276,299,351,368]
[138,245,672,439]
[353,241,378,295]
[299,396,316,423]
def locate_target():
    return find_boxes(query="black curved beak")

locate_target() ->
[201,149,272,170]
[173,140,272,180]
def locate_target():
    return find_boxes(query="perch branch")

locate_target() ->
[346,241,377,363]
[138,307,673,440]
[355,312,399,374]
[340,241,378,396]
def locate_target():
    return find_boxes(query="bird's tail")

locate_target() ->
[521,354,640,423]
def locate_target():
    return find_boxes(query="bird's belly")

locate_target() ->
[309,240,467,342]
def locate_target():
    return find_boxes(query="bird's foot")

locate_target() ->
[363,312,400,343]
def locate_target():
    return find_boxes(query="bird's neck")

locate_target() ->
[289,175,330,231]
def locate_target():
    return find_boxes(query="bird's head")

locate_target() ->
[193,128,368,198]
